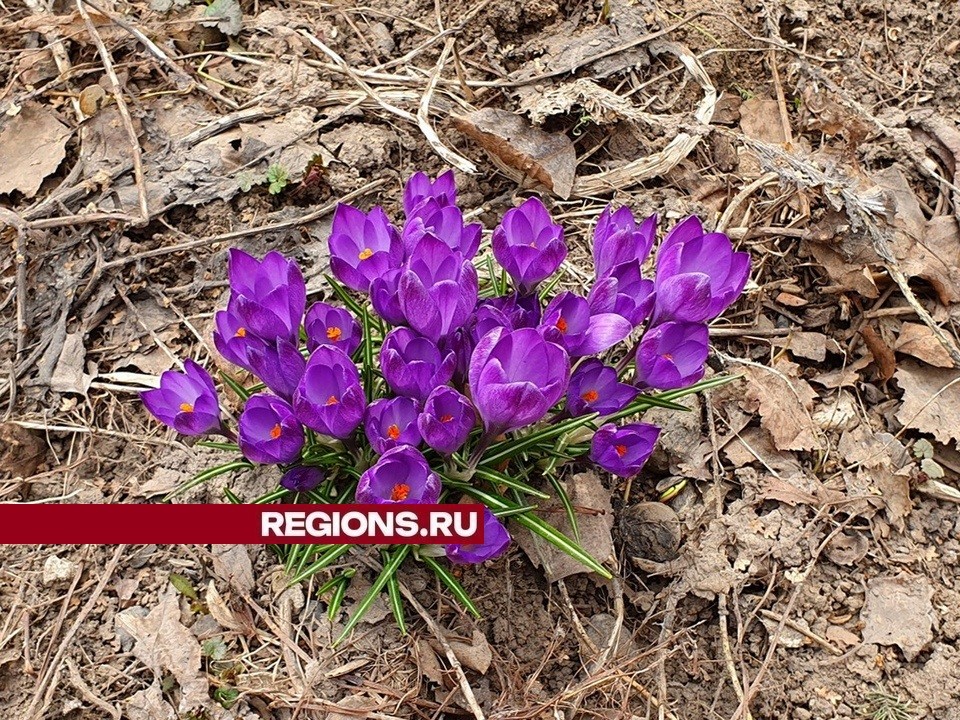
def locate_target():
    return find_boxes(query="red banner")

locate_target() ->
[0,504,485,545]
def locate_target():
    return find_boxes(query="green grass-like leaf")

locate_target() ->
[548,473,580,544]
[163,459,253,501]
[288,544,352,585]
[473,467,551,500]
[219,371,252,400]
[334,546,411,646]
[421,555,481,618]
[385,552,407,635]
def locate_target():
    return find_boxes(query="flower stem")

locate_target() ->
[466,432,495,472]
[218,424,238,443]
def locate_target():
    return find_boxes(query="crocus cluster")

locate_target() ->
[141,170,750,570]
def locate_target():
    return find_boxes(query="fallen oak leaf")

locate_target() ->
[895,361,960,447]
[451,109,576,199]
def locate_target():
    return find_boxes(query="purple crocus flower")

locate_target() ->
[590,422,661,477]
[403,199,482,259]
[418,386,476,455]
[398,235,479,342]
[246,339,305,400]
[370,268,407,326]
[403,169,456,216]
[293,346,366,438]
[468,327,570,436]
[212,303,266,373]
[280,466,325,492]
[380,328,456,402]
[328,204,403,293]
[651,220,750,325]
[355,445,441,504]
[492,197,566,293]
[566,359,639,417]
[363,397,422,454]
[446,507,510,564]
[141,359,222,435]
[635,321,709,390]
[588,261,655,327]
[593,207,656,278]
[238,394,304,464]
[305,301,362,356]
[227,249,306,343]
[540,291,633,357]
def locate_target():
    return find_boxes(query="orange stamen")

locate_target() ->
[325,395,339,406]
[440,414,454,423]
[235,327,246,338]
[326,326,342,342]
[270,424,282,440]
[390,484,411,501]
[556,317,568,333]
[662,352,674,361]
[179,402,194,413]
[358,248,374,260]
[581,389,599,403]
[615,444,628,457]
[386,424,401,440]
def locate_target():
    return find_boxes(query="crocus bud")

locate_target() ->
[491,197,566,294]
[280,466,324,492]
[446,507,510,564]
[227,249,306,343]
[380,328,456,402]
[592,206,656,278]
[246,339,306,400]
[403,169,456,216]
[293,346,366,438]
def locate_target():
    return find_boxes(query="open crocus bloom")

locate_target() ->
[238,393,304,464]
[540,291,633,358]
[355,446,441,504]
[141,359,222,436]
[305,301,362,356]
[566,359,639,417]
[363,397,422,454]
[418,386,476,455]
[590,422,661,478]
[635,321,709,390]
[329,203,403,293]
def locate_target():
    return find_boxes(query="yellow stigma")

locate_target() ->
[581,389,599,403]
[386,424,401,440]
[358,248,374,261]
[235,327,246,338]
[390,483,411,501]
[326,326,342,342]
[179,402,194,413]
[270,423,282,440]
[662,352,674,361]
[325,395,339,406]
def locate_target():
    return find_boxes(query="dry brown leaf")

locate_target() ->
[757,476,819,507]
[515,471,612,581]
[774,331,835,362]
[125,680,177,720]
[895,361,960,446]
[739,363,820,451]
[211,545,254,595]
[860,324,896,382]
[446,629,492,675]
[896,322,958,368]
[0,423,46,479]
[0,103,70,198]
[874,167,960,305]
[115,587,208,713]
[451,109,576,199]
[739,97,788,144]
[50,332,96,396]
